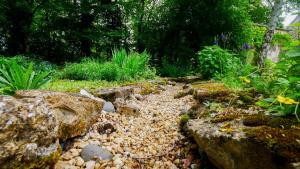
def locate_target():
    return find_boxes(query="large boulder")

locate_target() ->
[186,83,300,169]
[184,82,300,169]
[187,116,300,169]
[0,90,104,168]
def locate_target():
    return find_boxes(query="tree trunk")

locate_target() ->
[79,1,94,57]
[136,0,145,53]
[258,0,284,68]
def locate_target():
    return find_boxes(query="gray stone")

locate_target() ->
[103,101,115,113]
[157,85,167,91]
[94,86,134,102]
[134,94,143,101]
[81,144,113,162]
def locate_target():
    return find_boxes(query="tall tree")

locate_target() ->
[0,0,46,55]
[258,0,285,68]
[258,0,300,68]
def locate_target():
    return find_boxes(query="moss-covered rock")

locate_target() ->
[188,115,300,169]
[192,82,231,102]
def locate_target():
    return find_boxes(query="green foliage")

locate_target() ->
[59,58,104,81]
[0,0,272,70]
[60,49,156,82]
[98,63,121,81]
[197,45,235,79]
[224,41,300,120]
[219,62,257,89]
[272,33,293,46]
[0,60,51,95]
[247,25,266,50]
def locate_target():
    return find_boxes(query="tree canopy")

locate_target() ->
[0,0,291,65]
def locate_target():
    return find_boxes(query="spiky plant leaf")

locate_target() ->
[0,60,51,95]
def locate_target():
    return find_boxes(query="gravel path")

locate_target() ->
[57,84,195,169]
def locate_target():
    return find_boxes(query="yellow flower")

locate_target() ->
[239,76,251,84]
[277,95,299,105]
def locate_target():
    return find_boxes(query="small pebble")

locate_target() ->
[85,160,96,169]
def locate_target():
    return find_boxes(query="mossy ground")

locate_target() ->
[44,79,160,94]
[44,80,122,93]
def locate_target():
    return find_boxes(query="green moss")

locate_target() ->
[211,113,240,123]
[5,148,61,169]
[180,114,191,125]
[243,114,299,129]
[245,126,300,162]
[243,114,271,126]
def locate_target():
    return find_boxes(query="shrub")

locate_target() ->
[0,60,51,95]
[98,63,121,81]
[197,45,235,79]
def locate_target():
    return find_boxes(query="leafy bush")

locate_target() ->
[0,60,51,95]
[98,63,121,81]
[60,48,156,82]
[197,45,236,79]
[60,58,103,80]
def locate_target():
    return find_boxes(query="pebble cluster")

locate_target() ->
[56,85,195,169]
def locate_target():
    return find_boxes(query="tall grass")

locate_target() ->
[60,48,156,82]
